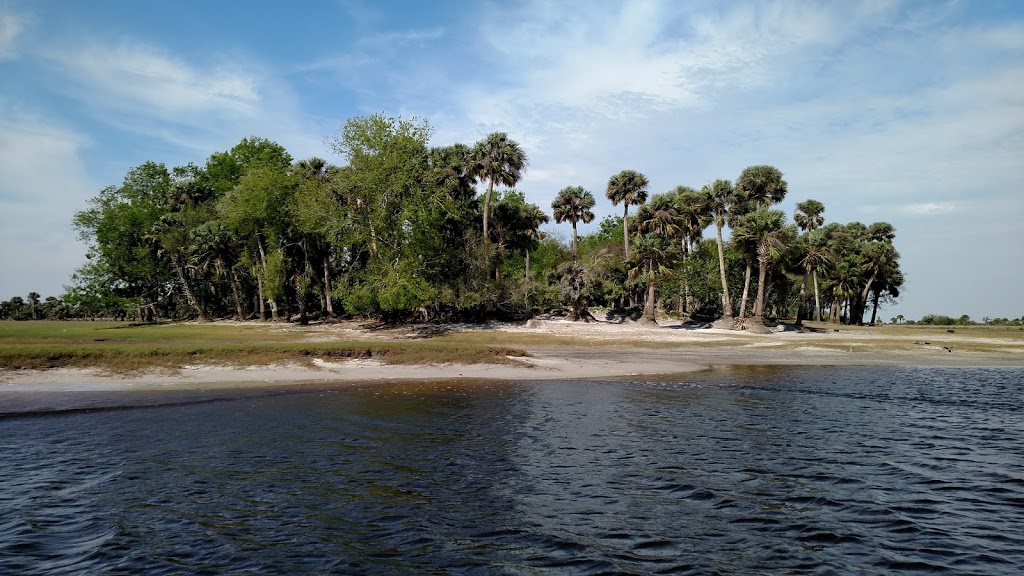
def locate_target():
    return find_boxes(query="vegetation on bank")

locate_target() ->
[0,322,530,372]
[3,113,933,328]
[1,320,1021,373]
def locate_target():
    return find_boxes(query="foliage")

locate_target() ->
[61,116,910,327]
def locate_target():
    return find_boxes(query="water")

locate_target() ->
[1,366,1022,574]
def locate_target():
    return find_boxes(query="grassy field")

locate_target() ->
[0,321,530,372]
[2,320,1021,373]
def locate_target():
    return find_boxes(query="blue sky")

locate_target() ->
[1,0,1021,321]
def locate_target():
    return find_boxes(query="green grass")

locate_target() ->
[0,321,530,372]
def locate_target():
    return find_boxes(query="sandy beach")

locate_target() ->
[2,318,1021,393]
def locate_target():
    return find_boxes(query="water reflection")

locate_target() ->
[1,367,1022,574]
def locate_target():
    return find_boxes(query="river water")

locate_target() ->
[1,366,1022,575]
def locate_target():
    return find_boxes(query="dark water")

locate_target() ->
[2,366,1023,575]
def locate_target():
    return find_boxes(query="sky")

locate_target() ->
[0,0,1021,322]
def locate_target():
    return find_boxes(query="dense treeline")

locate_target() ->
[10,114,922,328]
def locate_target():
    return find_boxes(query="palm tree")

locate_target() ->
[792,199,827,324]
[631,193,682,323]
[796,229,834,324]
[551,185,595,262]
[735,165,788,209]
[605,169,649,259]
[734,166,786,320]
[857,241,900,325]
[731,208,795,333]
[27,292,40,320]
[700,179,738,320]
[672,186,710,318]
[523,205,550,284]
[794,199,825,233]
[469,132,527,240]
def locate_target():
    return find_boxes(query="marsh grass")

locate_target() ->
[0,321,529,373]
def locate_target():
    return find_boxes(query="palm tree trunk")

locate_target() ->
[858,270,877,325]
[739,262,752,318]
[524,249,532,310]
[753,257,768,325]
[812,269,822,322]
[225,261,245,321]
[571,223,578,263]
[644,262,656,322]
[170,253,207,321]
[323,254,335,317]
[795,269,809,325]
[623,205,630,259]
[483,179,494,240]
[715,218,733,316]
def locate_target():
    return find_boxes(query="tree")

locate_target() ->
[793,199,827,324]
[700,179,738,321]
[27,292,40,320]
[735,165,788,209]
[671,186,710,318]
[469,132,527,241]
[797,230,833,323]
[631,193,682,323]
[731,208,796,332]
[794,199,825,233]
[605,169,649,259]
[551,186,595,262]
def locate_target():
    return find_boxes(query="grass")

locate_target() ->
[0,321,530,373]
[2,319,1020,373]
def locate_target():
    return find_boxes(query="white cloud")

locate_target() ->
[50,41,260,117]
[901,202,958,216]
[0,107,93,298]
[0,13,21,59]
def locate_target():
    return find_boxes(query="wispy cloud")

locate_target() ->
[0,105,93,298]
[49,41,260,117]
[0,12,22,59]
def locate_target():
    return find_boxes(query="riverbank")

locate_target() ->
[1,318,1021,392]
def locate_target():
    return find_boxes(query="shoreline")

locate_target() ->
[2,319,1022,394]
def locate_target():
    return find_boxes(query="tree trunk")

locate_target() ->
[524,249,532,310]
[739,262,752,319]
[870,289,881,326]
[322,254,335,317]
[623,204,630,259]
[643,262,657,323]
[483,179,494,240]
[858,270,877,325]
[170,253,207,321]
[253,263,266,320]
[753,257,769,325]
[795,268,809,326]
[257,239,279,322]
[571,223,578,262]
[812,269,822,322]
[226,261,245,321]
[715,217,733,316]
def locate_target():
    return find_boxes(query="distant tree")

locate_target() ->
[605,169,649,259]
[551,186,595,262]
[736,165,788,209]
[732,208,796,332]
[632,193,682,323]
[27,292,40,320]
[469,132,527,241]
[700,179,738,320]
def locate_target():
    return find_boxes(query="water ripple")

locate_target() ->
[0,366,1022,574]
